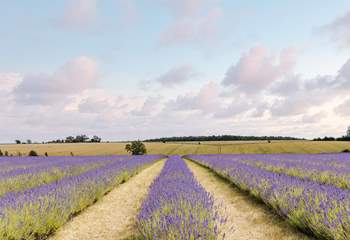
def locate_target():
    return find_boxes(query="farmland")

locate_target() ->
[0,140,349,156]
[185,154,350,239]
[0,155,164,239]
[1,149,350,239]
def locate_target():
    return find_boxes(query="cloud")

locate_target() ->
[14,56,98,105]
[336,58,350,89]
[166,81,221,113]
[335,98,350,116]
[213,100,251,119]
[0,73,22,92]
[57,0,97,30]
[321,10,350,48]
[116,0,139,24]
[223,46,297,94]
[302,112,327,124]
[78,98,110,113]
[132,96,163,116]
[270,94,319,117]
[155,64,196,87]
[160,0,223,45]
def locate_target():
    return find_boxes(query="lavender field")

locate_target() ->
[138,156,225,239]
[185,153,350,239]
[0,155,164,240]
[2,153,350,240]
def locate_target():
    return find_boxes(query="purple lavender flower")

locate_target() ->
[0,155,164,240]
[138,156,224,240]
[185,154,350,240]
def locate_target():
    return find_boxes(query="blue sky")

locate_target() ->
[1,0,350,142]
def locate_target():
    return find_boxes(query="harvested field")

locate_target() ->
[0,140,349,156]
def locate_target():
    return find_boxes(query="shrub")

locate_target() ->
[4,151,8,156]
[0,150,3,156]
[45,152,48,157]
[125,141,147,155]
[342,149,350,153]
[28,150,38,157]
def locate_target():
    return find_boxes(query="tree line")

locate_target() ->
[313,136,350,141]
[14,135,102,144]
[145,135,303,142]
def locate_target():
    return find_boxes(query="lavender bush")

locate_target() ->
[138,156,225,240]
[0,155,164,240]
[185,154,350,240]
[0,156,124,197]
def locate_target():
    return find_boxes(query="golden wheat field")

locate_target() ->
[0,140,349,156]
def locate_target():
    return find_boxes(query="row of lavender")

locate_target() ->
[0,155,164,240]
[185,154,350,239]
[210,153,350,189]
[0,156,132,197]
[138,156,225,239]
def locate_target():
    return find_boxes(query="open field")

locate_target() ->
[0,140,350,156]
[186,160,309,240]
[186,153,350,239]
[51,160,165,240]
[2,153,350,239]
[0,155,164,240]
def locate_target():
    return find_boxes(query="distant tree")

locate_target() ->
[75,134,89,143]
[91,135,102,142]
[45,152,48,157]
[27,139,32,144]
[65,136,75,143]
[125,143,131,153]
[15,140,21,144]
[0,150,3,156]
[28,150,38,156]
[4,151,9,156]
[125,141,147,155]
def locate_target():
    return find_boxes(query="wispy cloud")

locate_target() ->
[56,0,98,31]
[160,0,223,45]
[14,56,98,105]
[321,10,350,48]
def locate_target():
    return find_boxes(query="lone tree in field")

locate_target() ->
[125,141,147,155]
[28,150,38,157]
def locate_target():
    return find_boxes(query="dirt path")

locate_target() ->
[185,160,311,240]
[50,160,165,240]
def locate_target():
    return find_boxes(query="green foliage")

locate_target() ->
[28,150,38,157]
[125,141,147,155]
[146,135,303,142]
[91,135,102,142]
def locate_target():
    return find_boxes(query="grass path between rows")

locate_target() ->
[50,160,165,240]
[185,160,312,240]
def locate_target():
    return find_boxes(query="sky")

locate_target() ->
[1,0,350,142]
